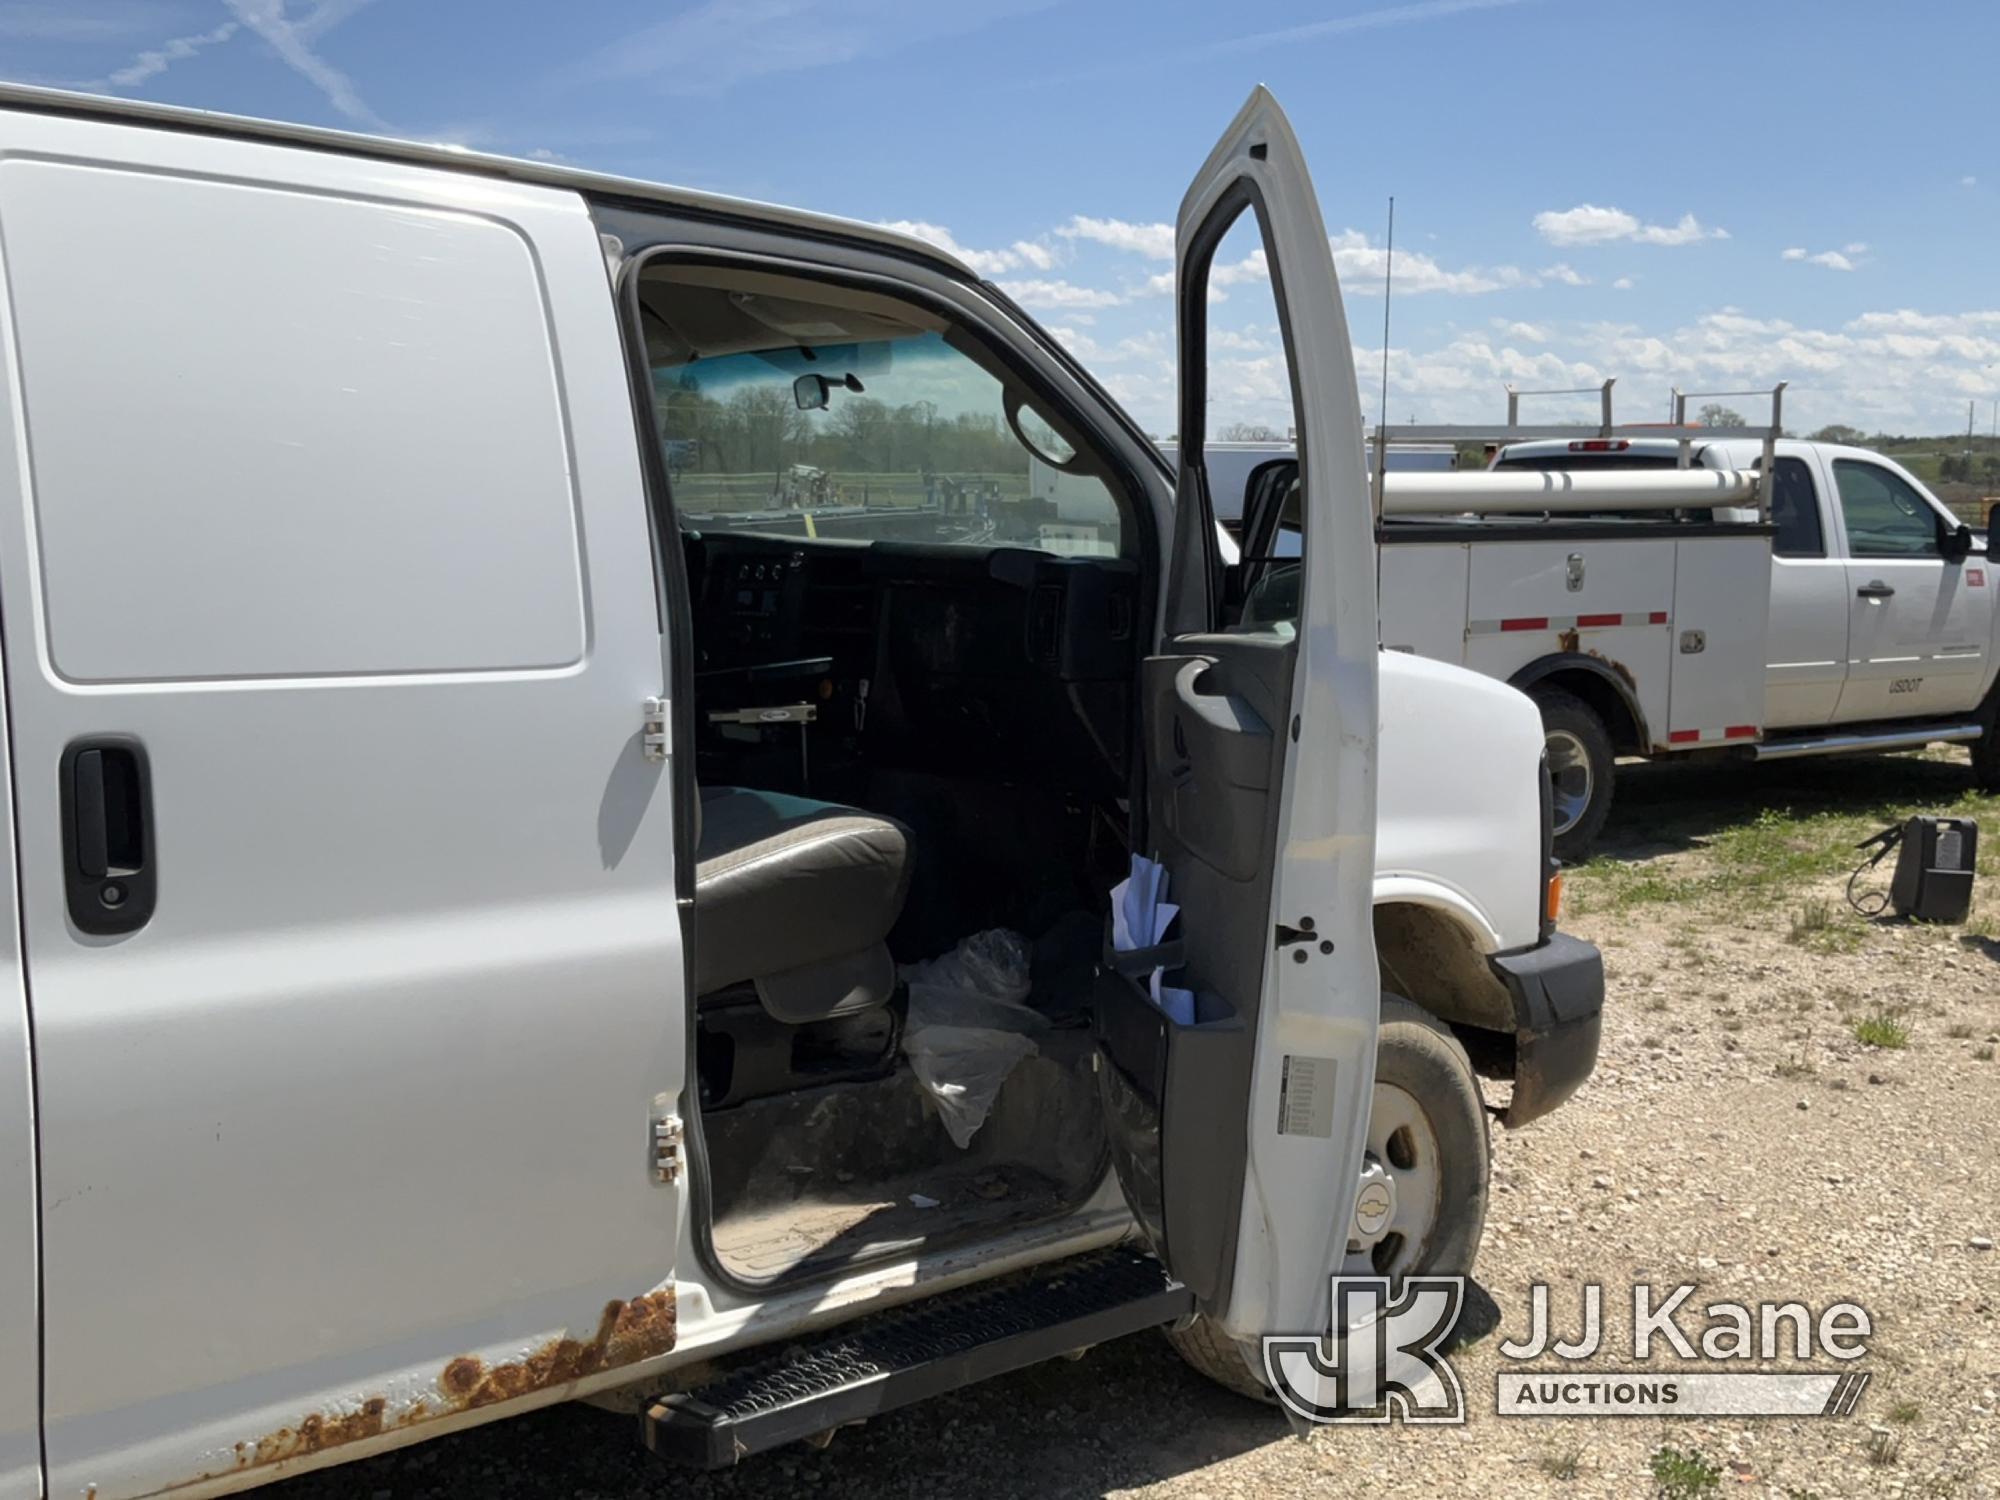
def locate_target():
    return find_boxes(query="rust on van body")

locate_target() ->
[167,1286,677,1492]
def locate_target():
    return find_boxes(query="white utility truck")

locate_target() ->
[1236,386,2000,858]
[0,85,1600,1499]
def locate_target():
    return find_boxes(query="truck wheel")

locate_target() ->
[1973,690,2000,791]
[1165,996,1490,1403]
[1531,686,1614,862]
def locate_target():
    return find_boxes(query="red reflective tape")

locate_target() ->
[1500,617,1548,632]
[1724,725,1758,739]
[1575,613,1623,628]
[1668,729,1700,744]
[1649,611,1669,624]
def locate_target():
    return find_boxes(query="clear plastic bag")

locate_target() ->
[900,929,1045,1148]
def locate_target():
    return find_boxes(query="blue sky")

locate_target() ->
[6,0,1999,438]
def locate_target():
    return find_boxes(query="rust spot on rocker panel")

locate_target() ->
[178,1287,677,1490]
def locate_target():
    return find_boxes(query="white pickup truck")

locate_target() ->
[1237,419,1998,858]
[0,84,1599,1497]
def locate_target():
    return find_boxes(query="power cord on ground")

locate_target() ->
[1846,823,1905,918]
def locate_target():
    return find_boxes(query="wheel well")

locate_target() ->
[1530,667,1643,755]
[1373,902,1515,1037]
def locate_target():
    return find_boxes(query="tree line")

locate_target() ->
[655,372,1035,478]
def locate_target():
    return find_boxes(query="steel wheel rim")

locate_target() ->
[1545,727,1593,837]
[1343,1081,1444,1279]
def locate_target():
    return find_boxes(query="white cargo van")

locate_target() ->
[0,85,1599,1498]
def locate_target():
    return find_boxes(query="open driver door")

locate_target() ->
[1096,86,1384,1403]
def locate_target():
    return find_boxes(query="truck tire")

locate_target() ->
[1531,685,1614,863]
[1165,995,1490,1403]
[1973,688,2000,791]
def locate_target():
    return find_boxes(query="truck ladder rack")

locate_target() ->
[642,1246,1191,1469]
[1368,379,1788,520]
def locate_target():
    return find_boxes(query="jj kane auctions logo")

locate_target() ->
[1262,1278,1874,1424]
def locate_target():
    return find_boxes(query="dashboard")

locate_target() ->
[684,531,1141,792]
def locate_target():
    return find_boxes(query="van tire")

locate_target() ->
[1164,996,1490,1404]
[1532,685,1614,862]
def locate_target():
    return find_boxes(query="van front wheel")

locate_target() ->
[1164,996,1490,1403]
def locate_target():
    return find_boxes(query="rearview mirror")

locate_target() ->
[793,372,864,411]
[1942,518,1975,563]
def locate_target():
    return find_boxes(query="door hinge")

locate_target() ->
[643,696,670,762]
[651,1108,684,1184]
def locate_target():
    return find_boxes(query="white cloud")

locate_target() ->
[1060,215,1175,260]
[0,2,179,43]
[1541,262,1589,287]
[1532,203,1725,247]
[1218,0,1537,53]
[993,277,1124,309]
[877,220,1058,277]
[1783,245,1861,271]
[1843,242,1868,255]
[222,0,390,131]
[1612,276,1635,290]
[1964,175,1979,188]
[100,18,241,86]
[1496,320,1549,343]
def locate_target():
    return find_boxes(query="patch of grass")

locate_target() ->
[1888,1395,1923,1424]
[1853,1009,1911,1049]
[1788,898,1864,952]
[1650,1444,1721,1499]
[1540,1443,1583,1481]
[1864,1429,1903,1467]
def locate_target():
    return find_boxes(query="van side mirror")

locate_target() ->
[1942,518,1975,563]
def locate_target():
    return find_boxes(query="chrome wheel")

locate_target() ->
[1343,1081,1444,1278]
[1545,727,1593,838]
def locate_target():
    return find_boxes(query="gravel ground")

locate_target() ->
[276,754,2000,1500]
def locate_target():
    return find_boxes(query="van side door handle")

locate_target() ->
[60,738,155,935]
[1856,580,1895,600]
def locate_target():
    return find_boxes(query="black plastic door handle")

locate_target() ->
[60,738,154,935]
[1856,581,1896,600]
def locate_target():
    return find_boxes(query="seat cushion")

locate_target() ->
[693,786,913,1006]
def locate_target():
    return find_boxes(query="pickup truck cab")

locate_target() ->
[1484,436,1998,852]
[0,84,1598,1498]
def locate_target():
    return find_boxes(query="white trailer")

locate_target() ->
[1234,384,2000,858]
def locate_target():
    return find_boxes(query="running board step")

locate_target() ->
[643,1246,1190,1468]
[1754,721,1981,761]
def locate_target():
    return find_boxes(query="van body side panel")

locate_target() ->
[0,651,38,1500]
[0,115,685,1497]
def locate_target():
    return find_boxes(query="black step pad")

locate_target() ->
[644,1245,1191,1468]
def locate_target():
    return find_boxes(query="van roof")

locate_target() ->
[0,82,978,278]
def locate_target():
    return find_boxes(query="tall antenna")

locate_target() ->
[1378,196,1395,439]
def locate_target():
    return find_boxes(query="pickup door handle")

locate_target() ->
[60,738,155,935]
[1856,581,1896,600]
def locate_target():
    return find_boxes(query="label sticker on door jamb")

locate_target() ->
[1277,1055,1337,1137]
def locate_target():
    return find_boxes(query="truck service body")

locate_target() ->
[1232,414,2000,857]
[0,85,1599,1498]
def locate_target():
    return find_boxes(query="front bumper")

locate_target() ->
[1488,930,1604,1128]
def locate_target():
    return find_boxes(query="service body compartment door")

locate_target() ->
[0,115,685,1497]
[1378,540,1470,665]
[1462,537,1673,744]
[1664,534,1776,746]
[1102,87,1379,1378]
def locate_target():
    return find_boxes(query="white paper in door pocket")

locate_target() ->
[1110,854,1195,1025]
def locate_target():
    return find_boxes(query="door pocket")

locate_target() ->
[1093,963,1249,1306]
